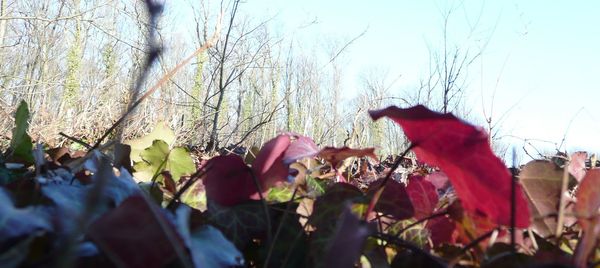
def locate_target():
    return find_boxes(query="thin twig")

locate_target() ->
[59,132,92,149]
[510,147,517,252]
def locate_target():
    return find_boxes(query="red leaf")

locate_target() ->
[204,155,258,206]
[569,151,588,182]
[575,169,600,227]
[282,135,319,164]
[367,178,414,220]
[318,147,377,168]
[370,105,530,228]
[407,175,439,220]
[87,195,186,268]
[425,216,457,247]
[252,135,291,189]
[425,171,450,192]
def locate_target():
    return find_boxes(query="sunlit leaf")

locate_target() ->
[370,105,530,228]
[569,151,588,182]
[318,147,377,169]
[7,100,33,164]
[574,169,600,267]
[519,160,563,237]
[132,140,195,183]
[124,121,176,162]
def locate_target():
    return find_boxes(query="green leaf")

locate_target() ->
[7,101,33,164]
[132,140,195,183]
[266,185,294,202]
[124,122,176,162]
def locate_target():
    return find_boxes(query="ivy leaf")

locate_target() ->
[203,155,258,207]
[207,200,267,249]
[574,169,600,267]
[132,140,195,183]
[124,121,175,162]
[309,183,365,266]
[406,175,439,220]
[370,105,530,228]
[518,160,564,237]
[7,100,33,164]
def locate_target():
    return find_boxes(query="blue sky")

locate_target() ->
[172,1,600,162]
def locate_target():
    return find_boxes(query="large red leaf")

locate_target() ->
[407,175,439,220]
[574,168,600,267]
[203,155,258,206]
[369,105,530,228]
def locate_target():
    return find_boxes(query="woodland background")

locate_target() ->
[0,0,495,157]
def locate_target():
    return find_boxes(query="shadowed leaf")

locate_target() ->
[203,155,258,207]
[325,203,375,268]
[367,178,414,220]
[87,195,186,268]
[252,134,291,189]
[407,175,439,220]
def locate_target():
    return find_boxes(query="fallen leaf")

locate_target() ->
[318,147,377,169]
[519,160,564,237]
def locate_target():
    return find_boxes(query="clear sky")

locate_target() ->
[171,0,600,163]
